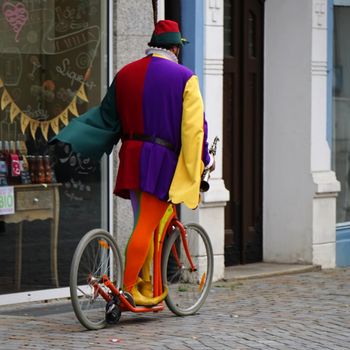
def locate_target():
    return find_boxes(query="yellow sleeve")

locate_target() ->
[168,75,205,209]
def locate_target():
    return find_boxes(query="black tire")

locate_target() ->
[162,223,214,316]
[70,229,123,330]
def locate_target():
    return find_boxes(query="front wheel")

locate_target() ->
[70,229,123,330]
[162,223,214,316]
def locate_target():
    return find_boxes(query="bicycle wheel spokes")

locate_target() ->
[70,229,123,330]
[162,223,213,316]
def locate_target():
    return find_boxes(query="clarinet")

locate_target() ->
[200,136,219,192]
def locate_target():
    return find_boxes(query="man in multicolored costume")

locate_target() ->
[52,20,213,306]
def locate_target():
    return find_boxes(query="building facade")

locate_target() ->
[0,0,348,306]
[210,0,348,269]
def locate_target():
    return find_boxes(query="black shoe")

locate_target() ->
[105,298,121,324]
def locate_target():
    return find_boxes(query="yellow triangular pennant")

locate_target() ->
[1,89,12,110]
[60,109,69,125]
[68,96,78,116]
[20,113,30,134]
[10,102,21,122]
[50,117,60,135]
[30,120,39,139]
[41,121,50,141]
[76,83,88,102]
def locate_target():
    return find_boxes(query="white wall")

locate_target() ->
[264,0,314,263]
[264,0,340,267]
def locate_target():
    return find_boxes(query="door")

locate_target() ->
[223,0,264,265]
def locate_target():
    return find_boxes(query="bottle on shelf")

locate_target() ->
[43,155,52,183]
[8,141,21,185]
[27,155,37,184]
[0,141,8,186]
[3,140,10,164]
[16,141,31,184]
[36,155,46,184]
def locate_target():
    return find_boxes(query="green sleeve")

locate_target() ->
[49,78,121,159]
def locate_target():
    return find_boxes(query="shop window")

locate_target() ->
[0,0,108,295]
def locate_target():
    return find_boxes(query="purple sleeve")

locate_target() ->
[202,115,211,166]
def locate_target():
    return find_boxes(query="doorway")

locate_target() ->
[223,0,264,265]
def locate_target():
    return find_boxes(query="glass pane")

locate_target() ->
[0,0,107,294]
[333,6,350,223]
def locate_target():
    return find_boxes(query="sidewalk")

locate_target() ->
[0,263,322,316]
[0,264,349,349]
[224,262,320,281]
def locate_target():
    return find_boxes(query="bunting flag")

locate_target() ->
[1,89,11,110]
[10,103,21,122]
[50,117,60,135]
[20,113,30,134]
[30,119,40,139]
[60,109,69,126]
[0,80,89,141]
[77,84,89,102]
[68,96,79,116]
[40,121,50,141]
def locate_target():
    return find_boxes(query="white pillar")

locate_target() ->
[192,0,229,281]
[264,0,339,268]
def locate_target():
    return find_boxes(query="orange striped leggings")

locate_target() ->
[123,191,168,292]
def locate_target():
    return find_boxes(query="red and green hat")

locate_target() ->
[148,20,189,47]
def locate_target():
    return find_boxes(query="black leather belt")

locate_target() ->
[122,134,176,152]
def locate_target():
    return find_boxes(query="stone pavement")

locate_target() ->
[0,267,349,350]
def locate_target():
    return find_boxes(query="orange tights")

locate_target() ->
[123,191,168,292]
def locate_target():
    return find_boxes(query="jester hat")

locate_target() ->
[148,20,188,47]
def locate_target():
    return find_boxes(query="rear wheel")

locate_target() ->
[162,223,214,316]
[70,229,123,330]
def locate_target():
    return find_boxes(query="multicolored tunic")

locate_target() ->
[51,52,210,209]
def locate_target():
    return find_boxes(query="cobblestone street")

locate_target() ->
[0,268,349,349]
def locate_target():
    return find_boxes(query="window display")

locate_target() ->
[0,0,108,295]
[333,6,350,224]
